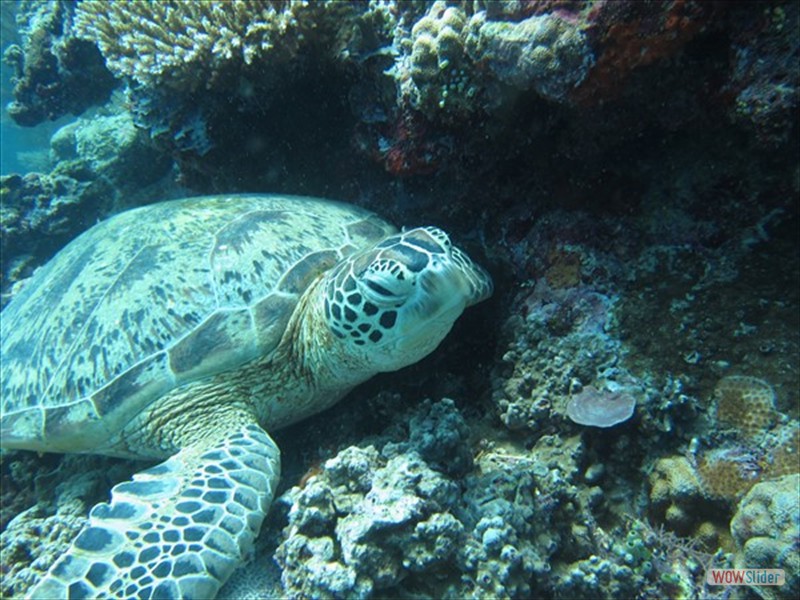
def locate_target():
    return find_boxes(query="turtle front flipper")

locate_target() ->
[28,423,280,600]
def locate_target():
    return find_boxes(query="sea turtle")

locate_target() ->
[0,194,492,599]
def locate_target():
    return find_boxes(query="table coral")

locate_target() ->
[566,385,636,428]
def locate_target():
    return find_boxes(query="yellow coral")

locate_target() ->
[648,456,704,531]
[409,1,469,85]
[714,375,777,439]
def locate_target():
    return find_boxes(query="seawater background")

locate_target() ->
[0,2,798,599]
[1,4,63,175]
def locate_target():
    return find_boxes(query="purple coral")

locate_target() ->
[566,386,636,428]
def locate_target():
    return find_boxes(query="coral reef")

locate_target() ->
[713,375,778,439]
[730,474,800,600]
[0,1,797,599]
[3,0,116,126]
[276,445,460,598]
[552,520,713,600]
[274,399,575,598]
[489,259,648,434]
[466,9,593,102]
[398,1,593,117]
[648,456,708,535]
[72,0,361,92]
[7,0,796,185]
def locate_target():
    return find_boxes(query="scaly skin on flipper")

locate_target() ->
[28,422,279,599]
[0,194,492,599]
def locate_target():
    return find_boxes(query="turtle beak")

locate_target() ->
[407,243,492,324]
[450,246,493,306]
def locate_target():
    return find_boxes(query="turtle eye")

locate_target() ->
[361,260,413,303]
[364,279,395,297]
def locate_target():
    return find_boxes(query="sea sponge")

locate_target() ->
[713,375,777,439]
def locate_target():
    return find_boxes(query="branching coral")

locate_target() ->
[73,0,359,91]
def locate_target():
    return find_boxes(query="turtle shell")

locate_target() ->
[1,194,395,451]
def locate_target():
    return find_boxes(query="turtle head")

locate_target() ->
[322,227,492,372]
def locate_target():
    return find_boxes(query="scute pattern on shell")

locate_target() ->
[0,195,396,449]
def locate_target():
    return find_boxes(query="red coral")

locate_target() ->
[574,0,718,103]
[359,111,450,177]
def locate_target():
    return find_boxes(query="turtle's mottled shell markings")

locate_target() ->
[0,195,396,451]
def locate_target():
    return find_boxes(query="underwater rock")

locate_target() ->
[572,0,719,103]
[383,397,473,477]
[731,474,800,600]
[0,171,108,306]
[275,398,571,598]
[276,445,461,599]
[725,2,800,146]
[3,0,116,126]
[490,278,632,433]
[49,111,172,190]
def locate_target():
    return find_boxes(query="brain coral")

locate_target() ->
[73,0,358,90]
[398,1,594,117]
[730,474,800,600]
[713,375,777,439]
